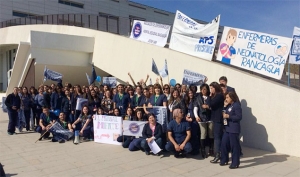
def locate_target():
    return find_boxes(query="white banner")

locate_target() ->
[93,115,122,145]
[182,69,206,86]
[130,20,170,47]
[289,26,300,64]
[76,98,88,111]
[216,26,293,80]
[123,120,147,137]
[169,10,220,60]
[103,77,117,88]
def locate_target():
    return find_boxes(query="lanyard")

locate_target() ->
[154,95,159,106]
[118,94,123,101]
[135,95,139,104]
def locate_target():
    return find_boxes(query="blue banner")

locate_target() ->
[44,66,63,82]
[49,122,73,141]
[146,106,168,132]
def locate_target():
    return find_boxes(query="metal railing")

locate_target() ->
[0,13,299,90]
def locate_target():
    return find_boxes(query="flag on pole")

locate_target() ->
[49,122,74,141]
[152,58,160,76]
[159,59,169,78]
[90,64,97,85]
[43,66,63,82]
[86,73,91,85]
[86,64,97,85]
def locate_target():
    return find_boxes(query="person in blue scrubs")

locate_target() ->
[220,92,242,169]
[147,84,167,107]
[5,87,21,135]
[113,84,130,116]
[165,109,192,158]
[37,107,56,140]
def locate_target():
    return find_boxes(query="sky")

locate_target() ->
[130,0,300,38]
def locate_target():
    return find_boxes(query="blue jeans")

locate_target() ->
[140,138,162,152]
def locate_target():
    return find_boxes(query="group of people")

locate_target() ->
[5,75,242,169]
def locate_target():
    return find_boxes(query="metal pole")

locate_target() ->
[288,63,290,87]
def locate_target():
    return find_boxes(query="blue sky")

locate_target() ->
[130,0,300,37]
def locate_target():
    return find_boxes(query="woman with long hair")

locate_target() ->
[204,82,225,163]
[101,90,114,115]
[220,92,242,169]
[168,89,186,120]
[72,106,93,141]
[20,87,32,131]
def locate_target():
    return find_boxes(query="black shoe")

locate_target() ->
[174,152,180,158]
[51,138,58,142]
[229,165,239,169]
[220,162,228,166]
[145,151,150,155]
[59,139,65,143]
[201,149,207,158]
[210,153,220,163]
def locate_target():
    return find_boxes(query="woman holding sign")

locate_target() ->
[141,113,163,155]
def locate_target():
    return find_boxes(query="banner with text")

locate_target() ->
[123,120,147,137]
[146,106,168,132]
[289,26,300,65]
[216,26,293,80]
[93,115,122,145]
[76,98,88,111]
[103,77,117,88]
[169,10,220,60]
[182,69,206,86]
[130,20,170,47]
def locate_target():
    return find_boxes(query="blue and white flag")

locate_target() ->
[49,122,73,141]
[44,66,63,82]
[289,26,300,65]
[152,58,160,76]
[86,73,91,85]
[159,59,169,78]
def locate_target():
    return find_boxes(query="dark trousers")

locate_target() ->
[129,138,143,151]
[7,109,18,133]
[165,141,192,154]
[190,121,200,154]
[221,132,240,166]
[36,126,50,138]
[117,136,133,148]
[35,109,42,126]
[140,138,162,152]
[75,124,93,139]
[213,122,224,154]
[24,109,31,130]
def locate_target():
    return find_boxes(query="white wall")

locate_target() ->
[0,25,299,157]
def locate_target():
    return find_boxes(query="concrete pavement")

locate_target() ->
[0,110,299,177]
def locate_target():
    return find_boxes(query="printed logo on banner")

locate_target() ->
[291,35,300,61]
[129,122,140,134]
[132,22,142,39]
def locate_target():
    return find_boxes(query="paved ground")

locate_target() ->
[0,110,299,177]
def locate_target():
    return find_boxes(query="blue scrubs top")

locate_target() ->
[149,94,167,106]
[167,119,191,144]
[113,93,130,115]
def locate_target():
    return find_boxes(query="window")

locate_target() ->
[58,0,84,9]
[129,3,146,10]
[12,10,43,20]
[99,12,119,34]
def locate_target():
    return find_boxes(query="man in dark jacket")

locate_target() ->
[5,87,21,135]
